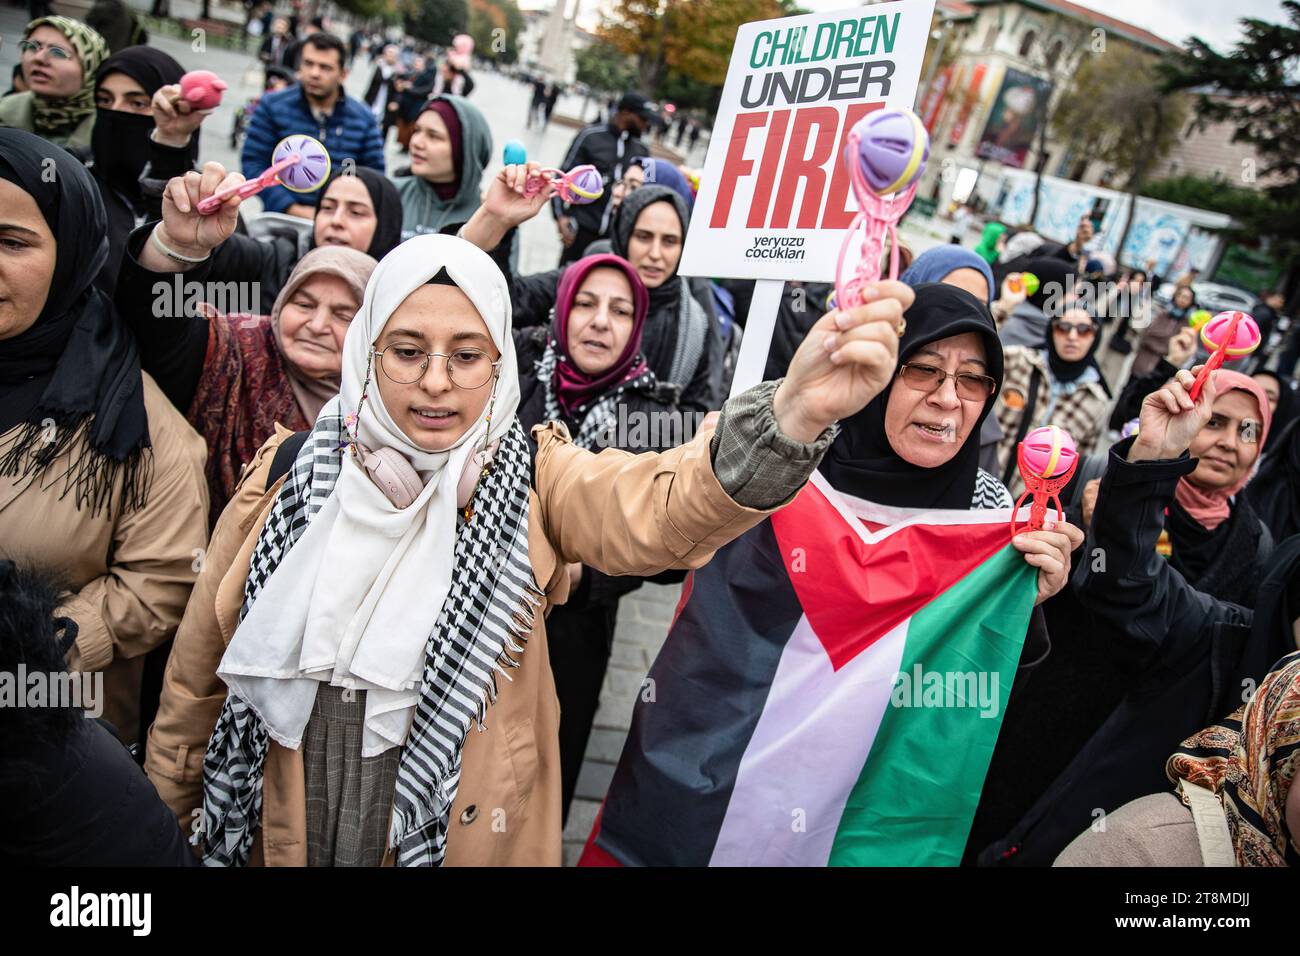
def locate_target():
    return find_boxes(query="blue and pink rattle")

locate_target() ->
[501,142,604,205]
[197,134,331,215]
[828,108,930,312]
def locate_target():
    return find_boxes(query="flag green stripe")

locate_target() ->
[827,545,1036,866]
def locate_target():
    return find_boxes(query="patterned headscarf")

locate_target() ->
[24,17,108,140]
[1167,650,1300,866]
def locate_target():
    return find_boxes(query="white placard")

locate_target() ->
[680,0,936,283]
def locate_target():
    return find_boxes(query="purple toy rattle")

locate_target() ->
[196,134,331,215]
[522,164,605,205]
[829,108,930,312]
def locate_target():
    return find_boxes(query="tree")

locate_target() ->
[575,40,637,96]
[468,0,524,63]
[1050,44,1188,264]
[599,0,795,95]
[1159,1,1300,283]
[402,0,469,46]
[334,0,398,18]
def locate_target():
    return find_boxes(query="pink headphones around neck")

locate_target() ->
[360,443,499,510]
[361,447,423,509]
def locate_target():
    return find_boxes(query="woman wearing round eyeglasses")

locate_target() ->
[993,306,1111,496]
[0,17,108,151]
[145,176,938,867]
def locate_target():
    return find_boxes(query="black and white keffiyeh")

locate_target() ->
[536,338,656,450]
[202,233,540,868]
[201,411,541,867]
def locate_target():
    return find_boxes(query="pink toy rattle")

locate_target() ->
[1188,310,1261,402]
[1011,425,1079,537]
[828,108,930,312]
[177,70,227,111]
[522,164,604,204]
[196,134,331,215]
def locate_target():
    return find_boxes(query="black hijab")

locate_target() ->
[1247,417,1300,542]
[1045,306,1104,385]
[0,128,150,514]
[92,46,190,199]
[310,166,404,261]
[611,184,692,317]
[818,283,1004,508]
[1252,369,1297,451]
[610,185,696,376]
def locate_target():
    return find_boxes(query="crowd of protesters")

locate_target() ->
[0,9,1296,871]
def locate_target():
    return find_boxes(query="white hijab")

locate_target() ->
[217,235,521,757]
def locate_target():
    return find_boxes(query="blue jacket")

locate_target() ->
[240,85,386,213]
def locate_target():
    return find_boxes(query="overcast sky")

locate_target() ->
[524,0,1287,51]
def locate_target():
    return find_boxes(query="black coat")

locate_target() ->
[549,122,651,235]
[91,136,196,295]
[1,717,196,865]
[977,437,1299,866]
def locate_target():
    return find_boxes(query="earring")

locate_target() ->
[340,347,377,458]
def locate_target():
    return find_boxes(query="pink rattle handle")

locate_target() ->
[831,110,927,312]
[523,164,604,204]
[196,153,301,215]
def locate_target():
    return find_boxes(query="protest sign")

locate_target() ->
[680,0,937,283]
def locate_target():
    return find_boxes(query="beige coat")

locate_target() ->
[147,418,778,866]
[1054,793,1202,866]
[0,374,209,744]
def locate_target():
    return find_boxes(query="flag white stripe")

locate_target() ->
[708,615,908,866]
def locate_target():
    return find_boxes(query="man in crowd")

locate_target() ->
[242,32,386,219]
[552,90,655,265]
[258,16,296,69]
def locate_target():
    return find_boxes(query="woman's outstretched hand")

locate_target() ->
[1013,519,1085,606]
[460,161,555,252]
[773,281,914,443]
[1128,366,1217,463]
[142,163,245,273]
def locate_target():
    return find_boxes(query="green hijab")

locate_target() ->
[972,222,1006,266]
[24,17,108,141]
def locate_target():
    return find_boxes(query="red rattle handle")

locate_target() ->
[1188,311,1253,403]
[1009,443,1079,537]
[195,153,301,215]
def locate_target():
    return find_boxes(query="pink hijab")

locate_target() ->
[1174,370,1272,530]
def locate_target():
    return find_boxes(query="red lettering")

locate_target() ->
[746,109,792,228]
[821,102,881,229]
[710,111,768,229]
[770,107,839,229]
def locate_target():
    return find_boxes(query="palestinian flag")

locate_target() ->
[580,474,1037,867]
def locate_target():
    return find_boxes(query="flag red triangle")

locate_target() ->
[770,483,1012,671]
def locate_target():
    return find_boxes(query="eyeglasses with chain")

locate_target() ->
[897,363,997,401]
[372,345,500,388]
[18,39,75,60]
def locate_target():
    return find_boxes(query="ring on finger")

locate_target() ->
[896,318,906,338]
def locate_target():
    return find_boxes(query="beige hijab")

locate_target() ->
[270,246,377,422]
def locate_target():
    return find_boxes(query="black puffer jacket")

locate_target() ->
[977,437,1299,866]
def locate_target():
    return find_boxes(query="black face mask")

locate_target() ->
[91,107,155,200]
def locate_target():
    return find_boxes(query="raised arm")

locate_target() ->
[535,284,916,575]
[1075,367,1252,672]
[116,163,248,411]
